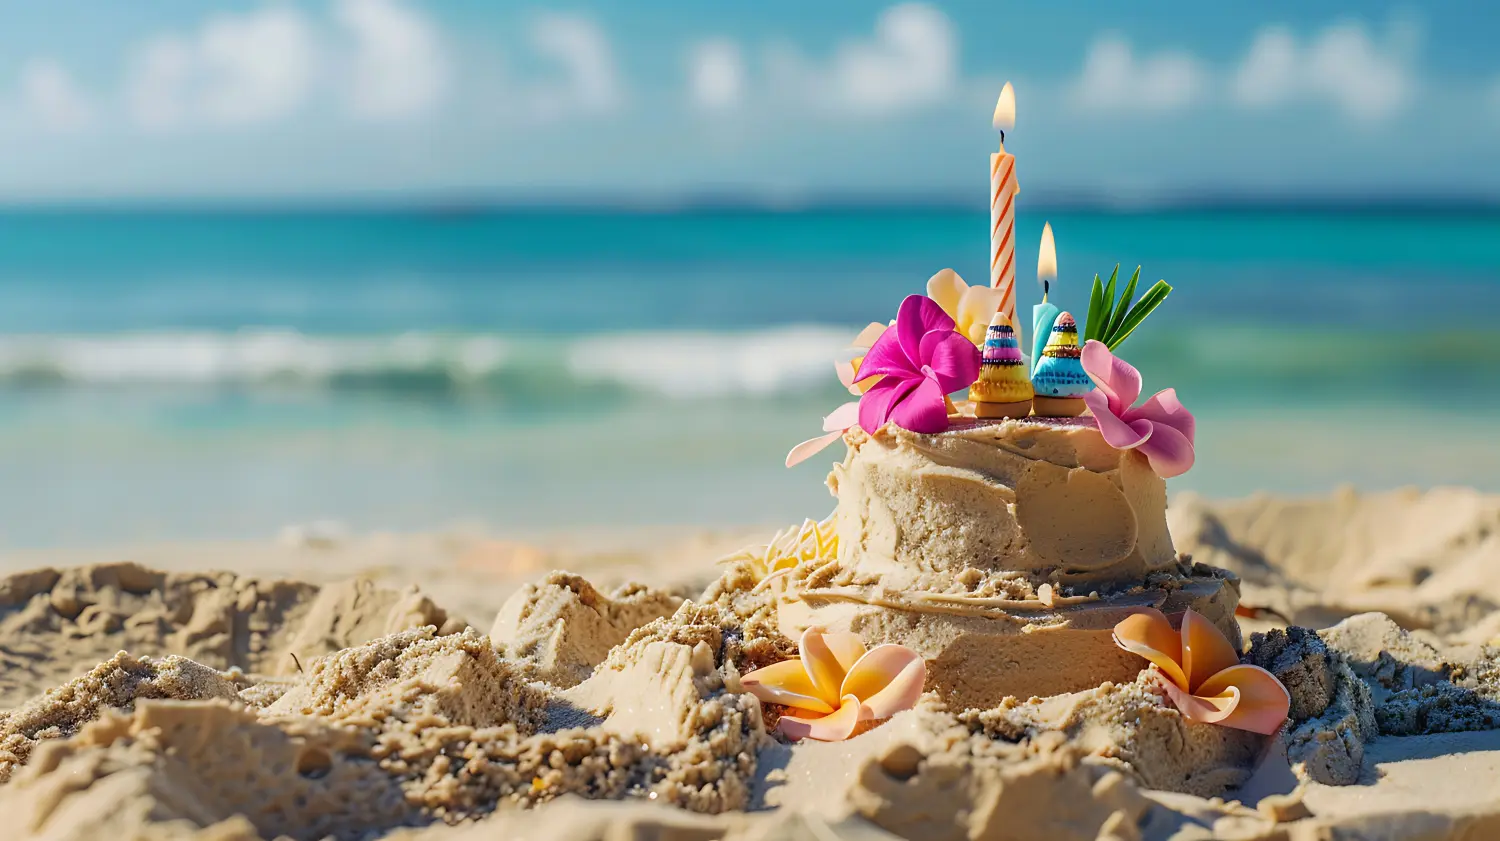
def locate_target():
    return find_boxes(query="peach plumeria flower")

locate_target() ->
[741,627,926,742]
[925,268,1006,347]
[1113,608,1291,735]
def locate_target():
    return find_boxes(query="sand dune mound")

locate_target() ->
[0,572,758,840]
[0,652,243,783]
[0,562,466,711]
[490,572,684,688]
[1171,487,1500,635]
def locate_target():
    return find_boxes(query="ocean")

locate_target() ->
[1,206,1498,547]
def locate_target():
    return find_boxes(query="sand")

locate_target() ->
[3,486,1500,840]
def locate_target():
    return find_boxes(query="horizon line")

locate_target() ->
[0,189,1496,214]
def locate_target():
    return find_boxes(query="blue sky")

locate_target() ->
[0,0,1497,203]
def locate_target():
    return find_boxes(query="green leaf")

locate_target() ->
[1107,281,1172,350]
[1103,266,1141,346]
[1085,273,1108,343]
[1100,265,1121,341]
[1095,264,1119,342]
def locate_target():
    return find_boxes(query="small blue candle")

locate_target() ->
[1031,222,1060,373]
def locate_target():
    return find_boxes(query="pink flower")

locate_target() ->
[1079,340,1196,478]
[855,295,980,435]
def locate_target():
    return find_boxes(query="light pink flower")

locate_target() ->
[1079,339,1196,478]
[855,295,980,435]
[785,401,860,468]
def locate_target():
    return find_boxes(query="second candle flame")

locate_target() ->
[1037,222,1057,283]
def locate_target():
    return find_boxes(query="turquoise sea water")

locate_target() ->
[1,207,1498,546]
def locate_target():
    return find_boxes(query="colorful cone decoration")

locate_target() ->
[1030,311,1092,417]
[969,312,1033,418]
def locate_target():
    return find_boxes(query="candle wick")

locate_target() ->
[1043,280,1050,301]
[998,129,1006,145]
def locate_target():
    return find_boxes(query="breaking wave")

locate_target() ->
[0,327,858,400]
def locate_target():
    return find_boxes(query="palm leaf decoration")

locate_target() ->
[1084,264,1172,350]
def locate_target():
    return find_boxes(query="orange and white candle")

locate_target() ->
[989,83,1019,322]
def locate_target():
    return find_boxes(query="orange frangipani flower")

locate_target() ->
[1112,608,1290,735]
[741,627,926,742]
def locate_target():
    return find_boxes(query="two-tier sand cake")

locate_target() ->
[778,416,1238,708]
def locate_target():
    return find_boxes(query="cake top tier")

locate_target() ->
[828,415,1179,593]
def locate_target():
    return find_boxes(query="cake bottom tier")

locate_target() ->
[776,568,1239,709]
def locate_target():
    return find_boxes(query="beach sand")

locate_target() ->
[3,487,1500,841]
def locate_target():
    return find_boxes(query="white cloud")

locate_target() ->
[1069,35,1207,113]
[197,7,316,125]
[528,13,620,120]
[334,0,447,121]
[19,59,96,133]
[687,38,743,111]
[125,5,316,130]
[827,3,956,113]
[1231,21,1417,122]
[766,3,957,116]
[125,39,192,130]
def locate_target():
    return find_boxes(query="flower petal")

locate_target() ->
[835,359,858,391]
[776,694,863,742]
[958,286,1005,339]
[785,431,844,468]
[925,269,967,319]
[1112,608,1188,690]
[850,322,887,351]
[1084,391,1152,451]
[895,295,956,366]
[1137,418,1196,479]
[1156,673,1238,725]
[836,357,881,395]
[1128,388,1196,447]
[820,632,868,674]
[919,331,981,393]
[854,327,915,381]
[1194,665,1292,735]
[841,644,926,720]
[887,375,949,434]
[1180,609,1240,693]
[799,627,851,706]
[741,659,836,715]
[1080,340,1141,414]
[858,376,919,435]
[823,401,861,433]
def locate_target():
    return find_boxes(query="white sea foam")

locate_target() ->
[0,331,512,385]
[0,326,860,397]
[565,325,853,398]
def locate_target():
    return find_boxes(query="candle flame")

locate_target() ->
[1037,222,1057,283]
[992,82,1015,132]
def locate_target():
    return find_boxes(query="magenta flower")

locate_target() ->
[856,295,980,435]
[1080,340,1196,478]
